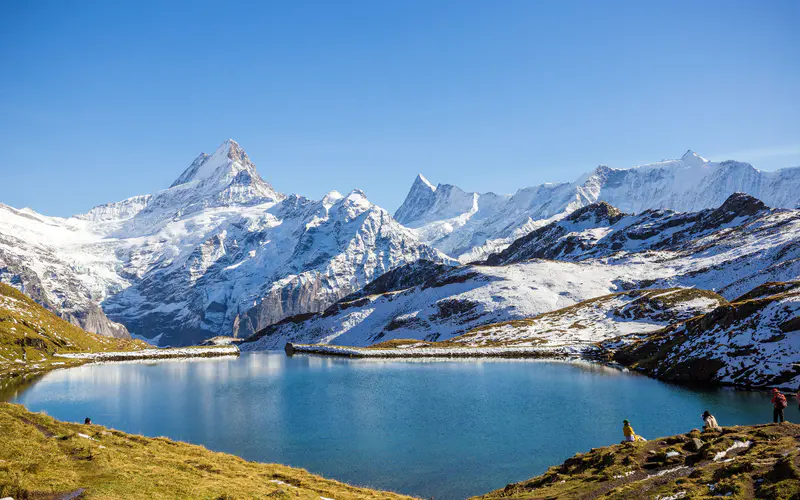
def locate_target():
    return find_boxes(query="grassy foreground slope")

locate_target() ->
[0,403,413,500]
[473,423,800,500]
[0,283,147,377]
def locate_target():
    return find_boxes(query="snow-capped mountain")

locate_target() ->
[241,194,800,350]
[0,140,449,345]
[395,151,800,261]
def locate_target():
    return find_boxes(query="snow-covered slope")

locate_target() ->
[0,140,449,345]
[451,288,726,348]
[241,195,800,350]
[484,193,800,299]
[396,151,800,261]
[239,259,650,350]
[613,282,800,389]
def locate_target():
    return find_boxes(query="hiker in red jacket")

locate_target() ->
[771,388,787,423]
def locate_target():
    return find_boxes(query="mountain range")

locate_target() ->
[241,192,800,351]
[1,141,798,347]
[395,151,800,261]
[0,140,447,346]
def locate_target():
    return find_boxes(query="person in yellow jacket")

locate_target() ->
[622,419,646,442]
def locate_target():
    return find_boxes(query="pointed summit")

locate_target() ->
[170,139,253,189]
[415,174,436,192]
[161,139,283,210]
[394,174,438,225]
[680,150,708,166]
[224,139,248,163]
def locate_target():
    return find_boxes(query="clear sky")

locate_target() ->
[1,0,798,217]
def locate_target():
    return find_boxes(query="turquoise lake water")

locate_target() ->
[2,352,780,499]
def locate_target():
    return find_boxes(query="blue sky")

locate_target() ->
[1,0,798,216]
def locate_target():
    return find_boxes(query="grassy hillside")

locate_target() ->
[0,402,414,500]
[0,283,147,377]
[473,423,800,500]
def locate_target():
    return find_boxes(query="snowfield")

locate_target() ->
[452,289,726,347]
[239,259,655,350]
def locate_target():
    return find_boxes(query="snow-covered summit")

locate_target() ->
[396,151,800,261]
[680,149,708,165]
[170,139,250,187]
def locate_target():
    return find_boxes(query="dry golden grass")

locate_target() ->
[0,402,415,500]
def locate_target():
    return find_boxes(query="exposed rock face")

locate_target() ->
[484,201,627,265]
[340,260,458,301]
[0,140,449,345]
[396,151,800,261]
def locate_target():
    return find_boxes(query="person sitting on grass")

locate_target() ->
[702,410,721,430]
[622,419,646,442]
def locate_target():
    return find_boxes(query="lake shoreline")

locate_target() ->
[55,345,240,362]
[0,351,792,499]
[0,345,240,384]
[284,342,798,393]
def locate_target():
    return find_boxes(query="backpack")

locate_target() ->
[777,394,787,409]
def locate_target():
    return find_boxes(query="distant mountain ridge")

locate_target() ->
[395,151,800,261]
[1,144,798,346]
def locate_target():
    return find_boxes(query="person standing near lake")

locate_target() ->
[771,388,787,423]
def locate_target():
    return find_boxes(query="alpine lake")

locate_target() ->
[2,351,776,499]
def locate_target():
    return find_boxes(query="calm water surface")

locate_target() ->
[2,352,775,499]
